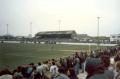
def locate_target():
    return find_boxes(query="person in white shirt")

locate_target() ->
[50,62,59,79]
[0,74,12,79]
[36,62,43,75]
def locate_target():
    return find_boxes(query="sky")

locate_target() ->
[0,0,120,36]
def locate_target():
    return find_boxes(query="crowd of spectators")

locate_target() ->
[0,45,120,79]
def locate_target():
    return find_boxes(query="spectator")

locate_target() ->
[101,55,114,79]
[73,56,80,75]
[33,71,49,79]
[88,64,108,79]
[114,51,120,62]
[26,63,34,78]
[54,67,70,79]
[20,65,28,78]
[31,66,37,79]
[34,62,50,79]
[0,68,12,79]
[80,53,86,73]
[13,66,24,79]
[85,58,101,79]
[50,62,59,79]
[115,61,120,79]
[68,66,78,79]
[36,62,43,76]
[39,61,49,78]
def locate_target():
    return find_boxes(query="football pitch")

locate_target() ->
[0,43,108,69]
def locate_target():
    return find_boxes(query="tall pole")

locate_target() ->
[6,24,8,35]
[58,20,61,31]
[97,17,100,49]
[58,20,61,44]
[30,22,32,37]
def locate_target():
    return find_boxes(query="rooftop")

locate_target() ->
[36,30,76,35]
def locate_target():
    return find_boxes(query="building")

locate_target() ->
[77,34,90,42]
[110,34,120,44]
[16,35,33,43]
[0,35,15,41]
[34,30,77,43]
[77,34,110,43]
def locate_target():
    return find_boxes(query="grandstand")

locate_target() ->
[34,30,78,44]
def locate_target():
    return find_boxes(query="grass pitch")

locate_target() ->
[0,43,108,69]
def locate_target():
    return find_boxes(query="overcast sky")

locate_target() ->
[0,0,120,36]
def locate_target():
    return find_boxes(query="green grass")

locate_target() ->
[0,43,108,70]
